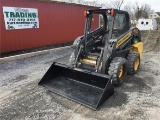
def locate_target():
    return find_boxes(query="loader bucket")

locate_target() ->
[38,62,114,110]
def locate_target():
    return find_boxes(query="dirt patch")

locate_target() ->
[141,30,160,52]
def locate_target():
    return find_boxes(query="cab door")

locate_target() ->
[113,12,130,38]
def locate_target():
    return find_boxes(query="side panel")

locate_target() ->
[116,31,132,48]
[130,42,143,59]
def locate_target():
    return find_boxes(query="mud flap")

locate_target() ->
[38,62,114,110]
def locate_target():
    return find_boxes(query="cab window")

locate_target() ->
[114,14,126,29]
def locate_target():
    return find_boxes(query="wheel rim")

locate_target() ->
[134,58,139,71]
[119,65,123,78]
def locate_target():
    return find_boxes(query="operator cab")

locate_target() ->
[78,9,130,71]
[83,9,130,54]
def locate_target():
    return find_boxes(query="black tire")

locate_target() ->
[127,52,140,75]
[108,57,127,86]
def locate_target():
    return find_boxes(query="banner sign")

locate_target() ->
[3,7,39,30]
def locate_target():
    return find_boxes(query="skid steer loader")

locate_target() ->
[39,9,143,110]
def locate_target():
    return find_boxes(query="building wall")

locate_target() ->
[0,0,99,53]
[149,13,160,19]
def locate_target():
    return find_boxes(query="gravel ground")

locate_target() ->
[0,46,160,120]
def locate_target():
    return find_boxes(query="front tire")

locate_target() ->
[108,57,127,86]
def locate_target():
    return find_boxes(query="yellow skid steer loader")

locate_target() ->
[39,9,143,110]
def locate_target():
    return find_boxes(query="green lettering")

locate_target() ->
[4,12,9,17]
[32,13,37,18]
[15,12,20,17]
[28,13,32,18]
[25,13,28,18]
[20,12,25,17]
[10,12,15,18]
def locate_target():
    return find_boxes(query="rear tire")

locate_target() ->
[108,57,127,86]
[127,52,140,75]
